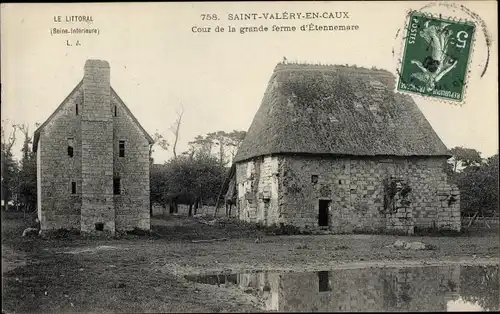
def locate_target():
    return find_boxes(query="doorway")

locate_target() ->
[318,199,330,227]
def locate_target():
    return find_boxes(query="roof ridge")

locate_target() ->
[273,62,394,76]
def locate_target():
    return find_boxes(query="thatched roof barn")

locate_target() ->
[229,62,460,235]
[234,62,449,163]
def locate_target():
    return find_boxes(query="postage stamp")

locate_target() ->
[397,11,476,102]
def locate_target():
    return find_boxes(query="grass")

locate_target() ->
[1,212,261,313]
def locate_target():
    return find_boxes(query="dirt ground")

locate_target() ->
[2,211,499,313]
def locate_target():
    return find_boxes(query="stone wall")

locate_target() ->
[112,92,151,230]
[80,60,115,233]
[38,87,83,231]
[36,60,155,233]
[236,156,279,225]
[235,155,460,233]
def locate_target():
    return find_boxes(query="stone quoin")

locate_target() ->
[33,59,154,234]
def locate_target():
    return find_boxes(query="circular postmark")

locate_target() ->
[392,2,492,104]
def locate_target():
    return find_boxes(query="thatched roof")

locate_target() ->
[233,63,450,163]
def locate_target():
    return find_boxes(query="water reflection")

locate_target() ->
[185,265,499,312]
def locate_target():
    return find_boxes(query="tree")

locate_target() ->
[204,130,247,166]
[156,154,226,217]
[446,147,499,218]
[149,131,169,164]
[190,153,226,214]
[187,134,213,157]
[148,131,169,215]
[226,130,247,159]
[150,163,169,214]
[17,123,38,214]
[169,105,184,159]
[448,146,482,173]
[206,131,233,166]
[455,153,499,216]
[1,123,19,212]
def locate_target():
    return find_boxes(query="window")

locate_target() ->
[114,105,117,117]
[318,271,331,292]
[113,178,121,195]
[71,181,76,194]
[119,141,125,157]
[95,222,104,231]
[311,175,318,184]
[76,103,79,115]
[68,138,74,157]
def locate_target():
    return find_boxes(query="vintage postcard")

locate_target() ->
[1,1,498,313]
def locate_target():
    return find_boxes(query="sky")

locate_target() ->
[1,1,498,164]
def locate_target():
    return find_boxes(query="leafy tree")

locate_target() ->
[150,130,245,217]
[187,130,247,165]
[148,131,169,214]
[188,134,214,158]
[447,146,499,217]
[149,131,169,164]
[150,163,169,211]
[150,153,226,216]
[448,146,482,173]
[226,130,247,159]
[454,153,499,216]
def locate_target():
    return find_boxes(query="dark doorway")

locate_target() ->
[318,200,330,227]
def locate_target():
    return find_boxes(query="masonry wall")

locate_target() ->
[38,88,83,231]
[37,60,151,233]
[112,92,151,231]
[236,156,279,225]
[80,60,115,233]
[235,155,460,233]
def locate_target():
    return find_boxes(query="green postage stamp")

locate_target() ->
[397,11,476,102]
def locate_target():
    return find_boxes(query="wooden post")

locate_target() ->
[479,211,491,229]
[214,185,224,218]
[467,211,478,228]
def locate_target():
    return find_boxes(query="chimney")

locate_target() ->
[82,59,111,121]
[80,59,115,234]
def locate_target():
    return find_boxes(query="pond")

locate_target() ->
[185,265,499,312]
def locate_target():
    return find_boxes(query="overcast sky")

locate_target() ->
[1,1,498,163]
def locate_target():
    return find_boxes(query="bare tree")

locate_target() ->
[16,123,30,158]
[1,122,18,212]
[15,123,38,217]
[170,105,184,159]
[1,122,18,153]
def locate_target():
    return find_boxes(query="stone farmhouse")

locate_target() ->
[227,62,460,234]
[33,60,153,234]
